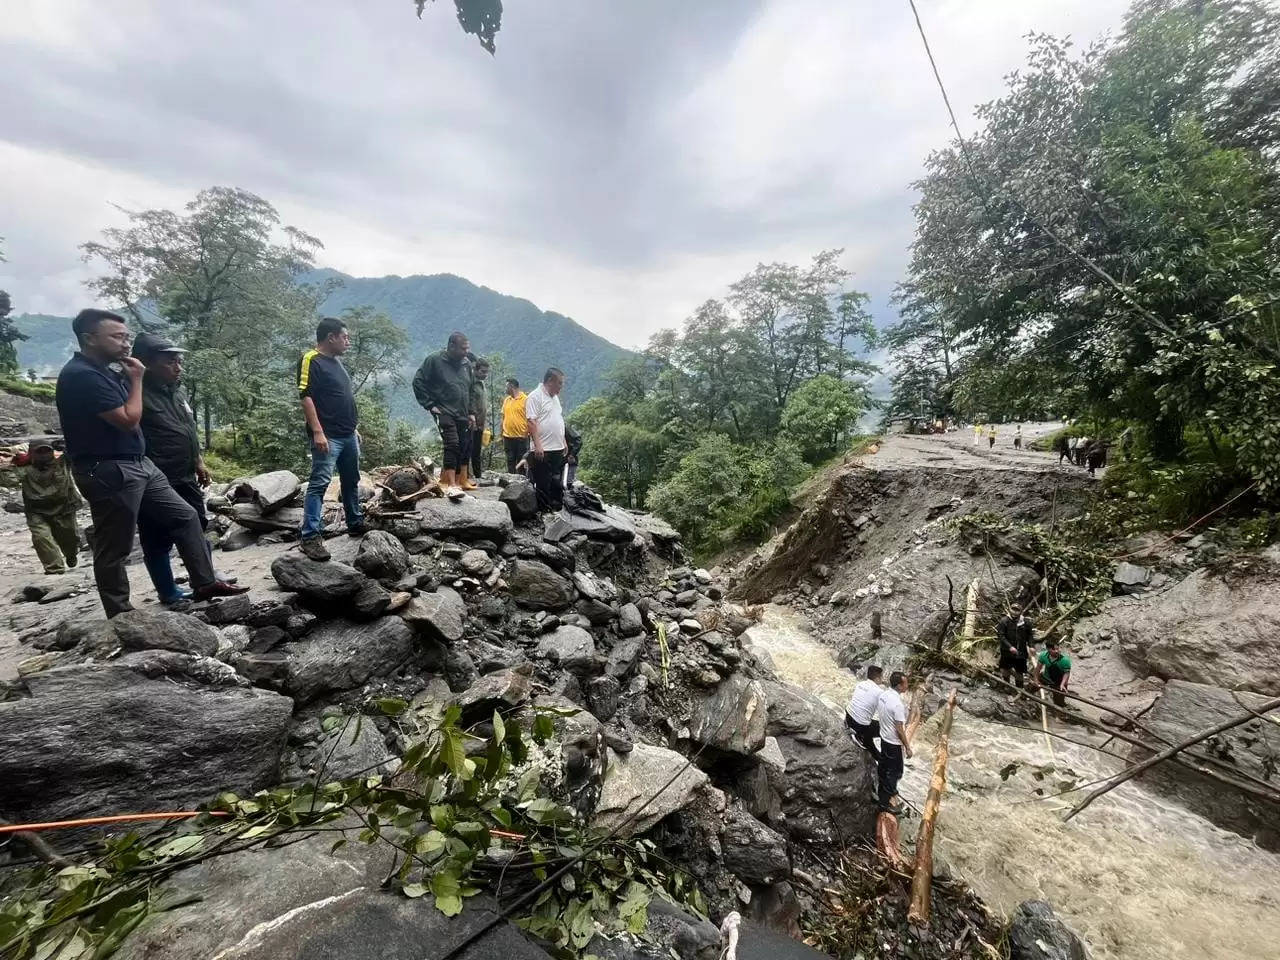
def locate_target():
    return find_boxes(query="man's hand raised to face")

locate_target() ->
[121,357,145,380]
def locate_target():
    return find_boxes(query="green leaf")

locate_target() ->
[376,697,409,717]
[492,710,506,745]
[430,871,464,916]
[154,835,204,858]
[532,713,555,744]
[439,728,469,779]
[402,883,429,899]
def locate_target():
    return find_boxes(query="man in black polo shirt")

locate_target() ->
[55,309,247,617]
[297,316,365,561]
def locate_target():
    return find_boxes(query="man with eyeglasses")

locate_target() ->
[55,308,247,617]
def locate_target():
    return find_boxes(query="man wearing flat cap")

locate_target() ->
[19,440,82,575]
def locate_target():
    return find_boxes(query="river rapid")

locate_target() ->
[743,605,1280,960]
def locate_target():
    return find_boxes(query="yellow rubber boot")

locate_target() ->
[459,465,478,491]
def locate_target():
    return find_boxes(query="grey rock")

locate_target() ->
[304,717,392,781]
[586,675,621,721]
[576,597,615,626]
[1009,900,1091,960]
[606,635,646,679]
[536,541,576,572]
[594,743,709,837]
[722,806,790,884]
[199,592,253,625]
[277,617,414,704]
[460,548,494,577]
[232,469,301,514]
[535,625,597,671]
[543,504,637,543]
[353,529,410,580]
[1112,561,1152,588]
[631,511,681,545]
[0,664,291,827]
[499,478,539,521]
[399,587,467,643]
[453,667,533,724]
[689,674,768,756]
[233,650,290,688]
[214,624,253,659]
[508,558,575,611]
[417,496,513,542]
[270,553,367,599]
[229,503,305,532]
[618,602,644,637]
[350,580,393,619]
[114,650,248,688]
[110,609,219,657]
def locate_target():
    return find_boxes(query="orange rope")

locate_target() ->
[0,811,228,834]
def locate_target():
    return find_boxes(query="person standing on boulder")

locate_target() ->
[876,671,912,814]
[134,332,225,603]
[525,367,567,511]
[1033,640,1073,708]
[468,357,490,482]
[297,317,366,561]
[19,442,82,575]
[55,308,245,616]
[501,377,529,473]
[845,665,884,761]
[413,331,475,498]
[996,604,1034,690]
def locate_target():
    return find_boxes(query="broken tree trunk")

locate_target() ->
[1063,695,1280,822]
[908,689,957,925]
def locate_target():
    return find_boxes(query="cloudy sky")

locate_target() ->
[2,0,1125,349]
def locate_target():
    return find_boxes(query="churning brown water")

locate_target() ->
[744,605,1280,960]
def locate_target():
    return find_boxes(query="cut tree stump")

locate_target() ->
[907,688,957,926]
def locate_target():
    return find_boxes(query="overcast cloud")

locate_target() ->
[1,0,1124,348]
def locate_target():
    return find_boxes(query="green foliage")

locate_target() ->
[781,374,865,464]
[890,0,1280,496]
[576,421,664,508]
[0,287,26,377]
[0,376,55,401]
[0,705,705,960]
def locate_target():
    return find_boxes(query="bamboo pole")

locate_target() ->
[1063,696,1280,822]
[908,689,957,926]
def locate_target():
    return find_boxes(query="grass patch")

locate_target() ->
[0,377,56,401]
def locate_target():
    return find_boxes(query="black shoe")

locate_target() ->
[192,580,250,601]
[300,536,331,561]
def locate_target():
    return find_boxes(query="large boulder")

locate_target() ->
[499,478,539,521]
[110,608,219,657]
[535,625,597,672]
[1077,557,1280,695]
[1130,680,1280,850]
[595,743,709,837]
[760,680,877,844]
[543,505,638,544]
[232,470,302,514]
[417,497,513,542]
[0,664,291,826]
[229,503,305,533]
[270,553,368,600]
[353,529,410,580]
[399,587,467,643]
[721,806,790,884]
[453,666,533,724]
[688,674,768,757]
[113,833,552,960]
[508,558,575,611]
[277,617,414,703]
[1008,900,1091,960]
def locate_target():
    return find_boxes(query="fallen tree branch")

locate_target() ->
[908,689,957,925]
[1064,696,1280,822]
[1098,699,1158,752]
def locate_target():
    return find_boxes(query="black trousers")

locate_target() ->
[846,715,880,762]
[73,457,216,618]
[138,474,208,559]
[877,742,905,810]
[503,436,529,473]
[437,416,471,472]
[529,449,565,511]
[470,423,485,476]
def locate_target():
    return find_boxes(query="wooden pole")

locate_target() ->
[907,689,957,926]
[1063,696,1280,822]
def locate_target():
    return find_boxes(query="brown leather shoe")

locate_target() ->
[193,580,250,601]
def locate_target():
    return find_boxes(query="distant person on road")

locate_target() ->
[876,671,913,814]
[297,317,366,561]
[988,424,997,449]
[1068,435,1080,465]
[501,377,529,473]
[468,357,490,482]
[1013,424,1023,450]
[996,604,1034,689]
[1033,640,1073,708]
[845,665,884,761]
[56,308,245,616]
[1054,433,1070,464]
[414,331,475,499]
[1085,440,1107,478]
[525,367,567,511]
[134,332,225,603]
[974,423,983,446]
[19,442,81,575]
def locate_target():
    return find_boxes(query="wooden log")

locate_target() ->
[1063,695,1280,822]
[907,689,957,926]
[875,811,904,868]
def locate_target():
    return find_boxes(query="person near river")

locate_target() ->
[996,604,1034,689]
[845,665,884,761]
[1033,640,1073,707]
[876,671,913,814]
[525,367,567,511]
[988,424,997,449]
[55,308,245,617]
[297,317,366,561]
[501,377,529,473]
[134,332,227,603]
[468,356,490,481]
[974,423,984,446]
[413,331,475,498]
[19,441,82,575]
[1013,424,1023,449]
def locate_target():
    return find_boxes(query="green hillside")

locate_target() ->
[11,314,76,374]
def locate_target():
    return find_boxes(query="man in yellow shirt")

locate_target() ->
[501,377,529,473]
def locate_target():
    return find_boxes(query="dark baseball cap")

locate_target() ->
[132,332,187,361]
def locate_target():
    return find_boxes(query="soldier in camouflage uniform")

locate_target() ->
[21,442,82,574]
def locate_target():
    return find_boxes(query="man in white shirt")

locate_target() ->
[876,671,913,814]
[844,665,884,761]
[525,367,567,511]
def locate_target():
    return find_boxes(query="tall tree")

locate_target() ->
[0,240,26,377]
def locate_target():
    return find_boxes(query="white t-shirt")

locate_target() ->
[878,688,908,745]
[524,384,566,452]
[846,679,882,726]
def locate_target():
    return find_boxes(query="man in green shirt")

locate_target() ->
[1033,640,1073,707]
[21,442,82,574]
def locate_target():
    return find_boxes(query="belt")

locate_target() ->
[72,454,145,467]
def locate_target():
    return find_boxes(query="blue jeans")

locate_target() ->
[301,433,362,539]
